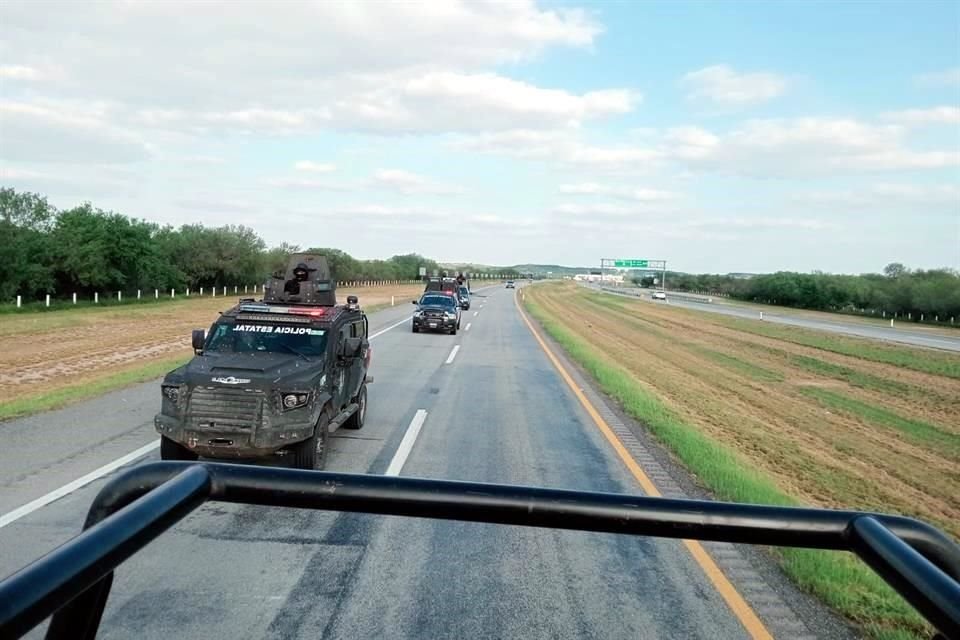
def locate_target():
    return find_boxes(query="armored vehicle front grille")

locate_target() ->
[187,387,263,431]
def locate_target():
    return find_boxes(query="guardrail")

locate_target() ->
[1,462,958,639]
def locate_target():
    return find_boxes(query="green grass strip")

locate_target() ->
[524,295,930,639]
[0,355,191,421]
[789,355,910,394]
[691,347,784,382]
[800,387,959,454]
[717,317,960,380]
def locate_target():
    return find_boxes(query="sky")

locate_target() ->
[0,0,958,274]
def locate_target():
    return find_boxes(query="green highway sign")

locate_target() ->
[613,259,648,268]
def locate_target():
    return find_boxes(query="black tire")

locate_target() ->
[160,436,198,461]
[291,408,330,470]
[450,325,457,335]
[343,384,367,430]
[412,324,419,333]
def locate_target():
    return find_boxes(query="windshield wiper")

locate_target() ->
[277,343,311,361]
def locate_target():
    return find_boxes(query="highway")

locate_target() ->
[592,285,960,352]
[0,285,848,639]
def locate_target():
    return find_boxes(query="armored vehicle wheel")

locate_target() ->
[343,384,367,430]
[160,436,198,461]
[292,409,330,470]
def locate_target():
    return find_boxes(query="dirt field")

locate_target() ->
[528,283,960,539]
[0,283,424,409]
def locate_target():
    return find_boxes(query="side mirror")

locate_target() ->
[340,337,363,358]
[191,329,205,353]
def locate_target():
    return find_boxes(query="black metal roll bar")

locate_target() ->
[0,461,958,639]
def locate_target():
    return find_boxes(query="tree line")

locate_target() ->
[0,188,446,301]
[640,264,960,321]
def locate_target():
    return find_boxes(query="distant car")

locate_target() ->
[458,286,471,310]
[412,292,461,335]
[652,291,667,300]
[505,281,515,289]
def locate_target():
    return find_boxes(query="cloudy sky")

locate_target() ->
[1,0,958,273]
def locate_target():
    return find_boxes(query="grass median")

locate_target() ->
[523,292,933,640]
[0,355,191,421]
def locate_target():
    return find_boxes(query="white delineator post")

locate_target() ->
[155,289,159,299]
[222,286,226,296]
[16,295,21,308]
[45,294,50,307]
[759,311,764,320]
[137,289,141,300]
[117,291,122,302]
[73,292,77,305]
[391,296,395,306]
[95,292,99,304]
[212,287,216,297]
[890,319,895,328]
[170,289,175,298]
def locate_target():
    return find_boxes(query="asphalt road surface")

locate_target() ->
[592,285,960,352]
[1,285,849,639]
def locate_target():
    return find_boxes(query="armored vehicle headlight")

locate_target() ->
[282,393,309,410]
[162,385,180,403]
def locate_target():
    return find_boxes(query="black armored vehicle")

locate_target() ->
[154,254,370,470]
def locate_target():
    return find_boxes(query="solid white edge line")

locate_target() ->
[384,409,428,476]
[0,440,160,529]
[0,312,415,529]
[465,323,472,332]
[445,344,460,365]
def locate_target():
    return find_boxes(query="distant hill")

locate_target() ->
[509,264,595,275]
[440,263,593,276]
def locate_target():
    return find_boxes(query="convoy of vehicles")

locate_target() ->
[154,255,370,471]
[3,259,960,640]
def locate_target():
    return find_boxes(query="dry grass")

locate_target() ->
[526,283,960,638]
[531,283,959,536]
[0,283,423,414]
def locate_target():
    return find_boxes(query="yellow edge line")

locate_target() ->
[514,290,774,640]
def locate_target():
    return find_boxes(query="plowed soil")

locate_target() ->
[528,283,960,539]
[0,284,424,407]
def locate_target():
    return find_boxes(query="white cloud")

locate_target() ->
[880,106,960,125]
[915,68,960,88]
[263,177,353,191]
[673,117,959,176]
[559,183,677,201]
[0,101,151,164]
[553,202,658,217]
[0,65,42,80]
[0,2,616,136]
[456,117,959,178]
[796,184,960,211]
[685,217,838,231]
[680,64,788,106]
[294,161,336,173]
[371,169,463,195]
[454,129,661,169]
